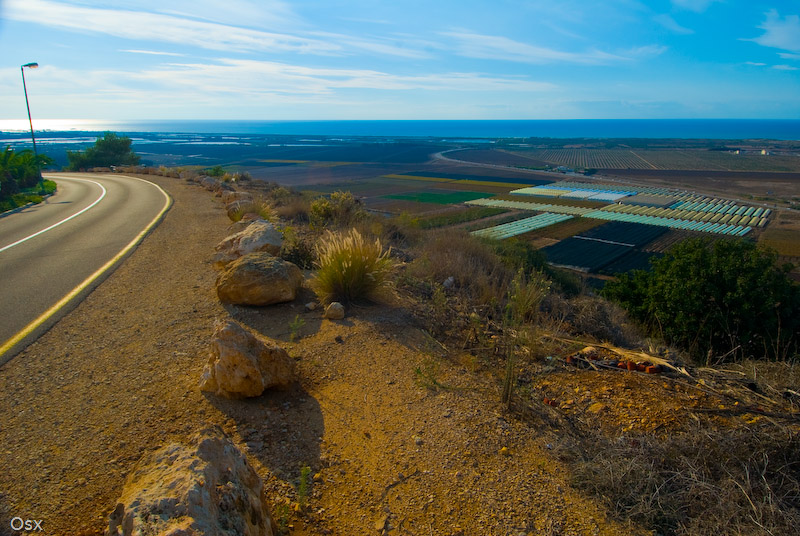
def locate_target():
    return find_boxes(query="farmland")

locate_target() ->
[505,148,800,172]
[161,138,798,278]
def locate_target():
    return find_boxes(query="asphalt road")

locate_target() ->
[0,173,171,362]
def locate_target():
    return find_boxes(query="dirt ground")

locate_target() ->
[2,173,796,536]
[0,174,640,536]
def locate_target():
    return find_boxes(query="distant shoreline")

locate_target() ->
[1,118,799,140]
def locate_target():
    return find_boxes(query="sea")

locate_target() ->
[1,119,799,140]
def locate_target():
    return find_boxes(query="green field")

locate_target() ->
[382,191,491,205]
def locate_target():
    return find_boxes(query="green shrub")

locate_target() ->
[311,228,395,304]
[206,165,225,177]
[66,132,139,170]
[603,237,800,362]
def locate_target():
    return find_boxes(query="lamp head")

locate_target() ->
[22,62,39,69]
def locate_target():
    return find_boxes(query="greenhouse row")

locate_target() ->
[471,213,574,240]
[583,210,752,236]
[601,203,768,228]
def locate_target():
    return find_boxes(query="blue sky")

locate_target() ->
[0,0,798,121]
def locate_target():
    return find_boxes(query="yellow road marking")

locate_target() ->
[0,175,172,359]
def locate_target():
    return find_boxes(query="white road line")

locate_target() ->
[0,177,107,254]
[0,175,172,359]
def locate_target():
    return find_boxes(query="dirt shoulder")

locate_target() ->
[0,174,640,536]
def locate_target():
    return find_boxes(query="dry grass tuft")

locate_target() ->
[227,198,272,222]
[566,423,800,536]
[409,229,508,304]
[311,228,396,304]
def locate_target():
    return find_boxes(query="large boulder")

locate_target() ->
[106,428,273,536]
[200,320,295,398]
[213,220,283,269]
[216,253,303,306]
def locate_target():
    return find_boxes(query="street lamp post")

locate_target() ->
[20,62,44,194]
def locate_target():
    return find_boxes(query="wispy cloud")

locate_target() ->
[744,61,767,66]
[653,14,694,35]
[4,0,339,55]
[131,59,558,94]
[778,52,800,60]
[443,31,628,65]
[749,10,800,53]
[120,49,185,57]
[773,64,798,71]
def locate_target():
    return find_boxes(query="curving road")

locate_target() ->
[0,173,171,363]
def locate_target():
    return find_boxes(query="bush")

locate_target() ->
[280,226,317,269]
[603,238,800,363]
[311,228,396,304]
[273,196,311,222]
[66,132,139,170]
[309,191,366,228]
[409,229,508,304]
[206,165,225,177]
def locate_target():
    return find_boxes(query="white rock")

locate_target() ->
[323,302,345,320]
[106,427,274,536]
[216,253,303,306]
[213,220,283,269]
[200,319,295,398]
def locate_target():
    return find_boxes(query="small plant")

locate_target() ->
[502,269,550,406]
[311,228,396,304]
[297,465,311,512]
[206,165,225,177]
[275,503,290,534]
[280,226,317,269]
[288,314,305,342]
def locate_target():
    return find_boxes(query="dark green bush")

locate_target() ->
[603,237,800,362]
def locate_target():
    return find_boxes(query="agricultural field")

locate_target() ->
[382,190,489,205]
[516,217,606,241]
[492,193,607,209]
[541,238,633,273]
[444,148,550,167]
[506,148,800,172]
[539,222,666,274]
[392,171,552,188]
[601,169,800,201]
[418,207,509,229]
[575,221,667,247]
[600,249,663,274]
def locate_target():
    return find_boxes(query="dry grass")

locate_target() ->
[566,423,800,536]
[227,198,272,222]
[274,196,312,222]
[408,229,509,304]
[311,228,396,304]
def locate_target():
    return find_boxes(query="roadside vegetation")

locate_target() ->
[0,146,55,212]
